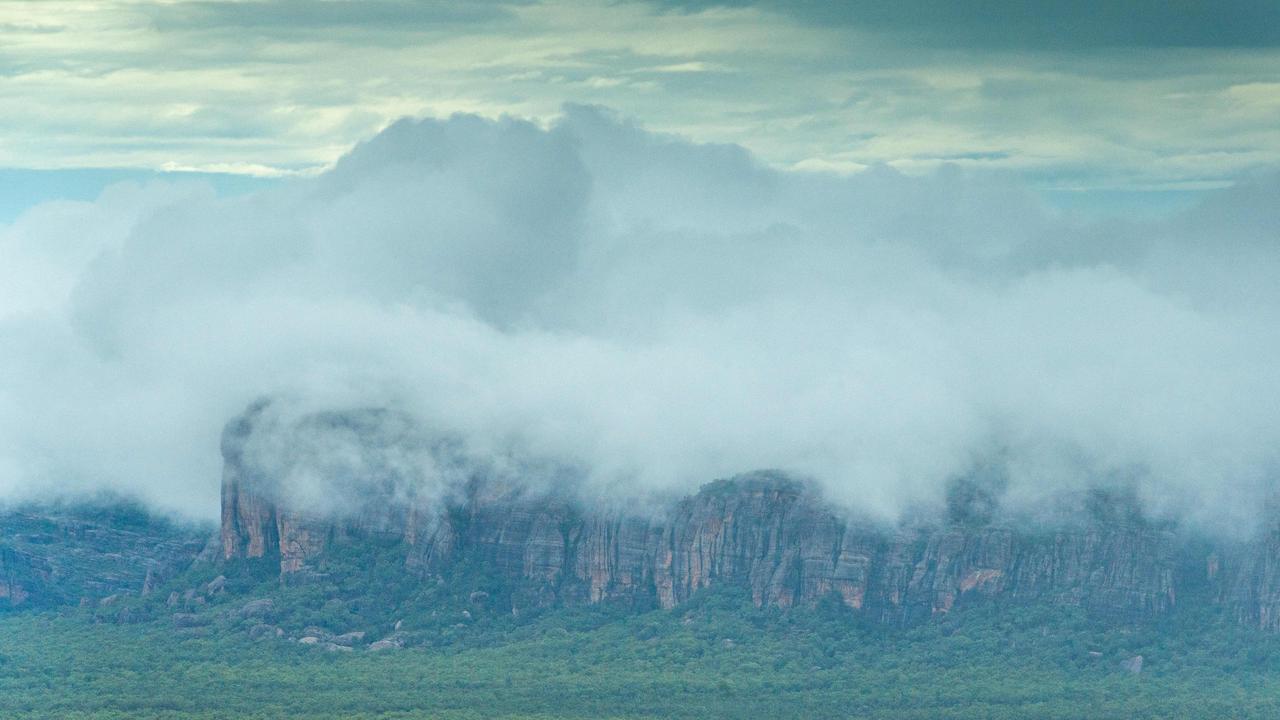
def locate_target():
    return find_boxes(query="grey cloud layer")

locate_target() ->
[145,0,530,32]
[2,1,1277,193]
[657,0,1280,48]
[1,107,1277,528]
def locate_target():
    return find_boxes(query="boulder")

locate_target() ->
[330,631,366,647]
[141,567,160,597]
[205,575,226,596]
[248,623,282,640]
[172,613,208,628]
[239,598,274,618]
[302,626,332,640]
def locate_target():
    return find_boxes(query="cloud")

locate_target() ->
[653,1,1280,49]
[144,0,530,34]
[1,106,1278,532]
[3,1,1278,194]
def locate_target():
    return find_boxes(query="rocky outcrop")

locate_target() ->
[220,402,459,579]
[216,403,1238,626]
[0,502,209,609]
[220,402,280,562]
[4,402,1276,632]
[1211,526,1280,630]
[0,545,50,606]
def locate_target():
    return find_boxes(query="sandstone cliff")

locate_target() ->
[218,403,1260,626]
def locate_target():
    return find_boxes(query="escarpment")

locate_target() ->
[0,502,210,610]
[217,403,1277,627]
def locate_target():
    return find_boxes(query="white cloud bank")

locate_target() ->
[1,106,1278,528]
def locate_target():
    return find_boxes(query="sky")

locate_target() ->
[1,2,1278,526]
[2,0,1278,213]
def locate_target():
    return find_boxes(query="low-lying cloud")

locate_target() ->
[1,105,1278,529]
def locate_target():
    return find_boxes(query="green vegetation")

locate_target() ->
[4,584,1280,719]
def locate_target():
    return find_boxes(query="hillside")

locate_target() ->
[4,402,1280,717]
[3,585,1280,719]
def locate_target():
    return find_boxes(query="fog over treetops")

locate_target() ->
[1,105,1277,527]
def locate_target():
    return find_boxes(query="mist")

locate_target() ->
[1,105,1277,529]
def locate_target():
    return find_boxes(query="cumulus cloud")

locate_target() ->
[1,105,1278,529]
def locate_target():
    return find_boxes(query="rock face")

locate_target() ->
[0,545,50,606]
[219,403,1276,627]
[4,402,1277,631]
[1213,528,1280,631]
[0,502,210,610]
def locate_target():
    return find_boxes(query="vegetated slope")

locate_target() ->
[10,401,1280,638]
[1,587,1279,720]
[0,498,211,611]
[5,400,1280,716]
